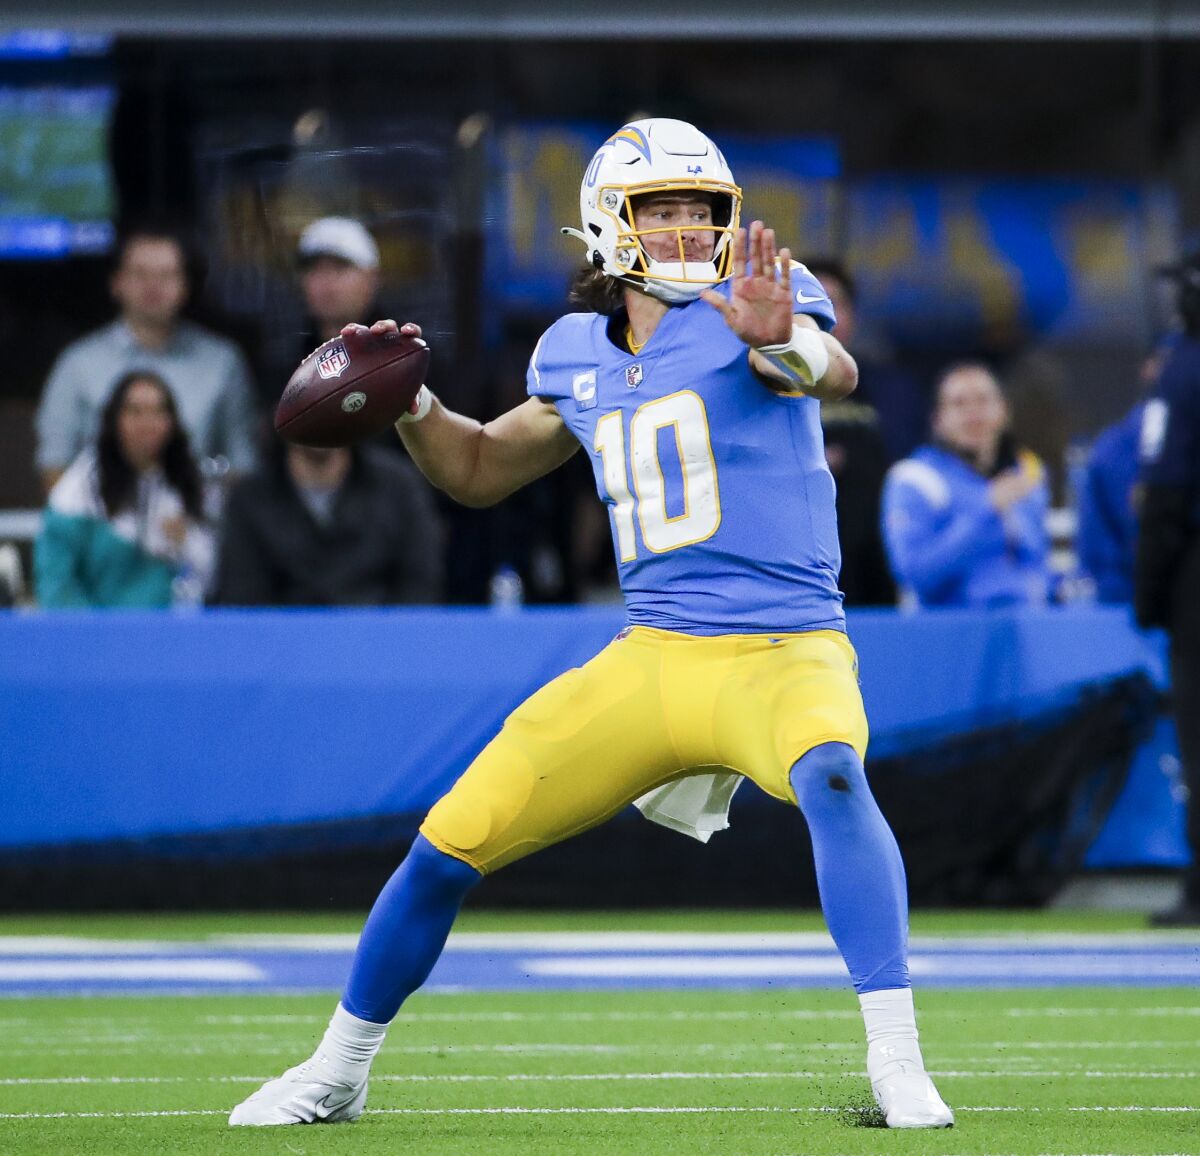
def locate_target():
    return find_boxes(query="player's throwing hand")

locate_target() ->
[701,220,794,347]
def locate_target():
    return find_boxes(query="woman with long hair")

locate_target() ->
[36,370,216,608]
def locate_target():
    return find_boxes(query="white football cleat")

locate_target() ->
[228,1056,368,1126]
[871,1064,954,1129]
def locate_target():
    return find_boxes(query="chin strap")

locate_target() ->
[563,226,711,305]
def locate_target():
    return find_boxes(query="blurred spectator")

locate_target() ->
[210,441,443,606]
[801,258,897,605]
[35,371,216,609]
[804,257,928,461]
[882,362,1050,609]
[1077,346,1170,604]
[803,258,916,605]
[0,544,25,608]
[818,395,894,607]
[1135,258,1200,926]
[35,226,259,494]
[1004,348,1072,507]
[262,217,382,400]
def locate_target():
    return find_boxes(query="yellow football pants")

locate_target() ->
[421,625,868,874]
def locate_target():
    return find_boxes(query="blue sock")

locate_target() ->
[341,834,481,1023]
[789,742,910,993]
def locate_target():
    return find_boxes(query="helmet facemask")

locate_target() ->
[564,119,743,306]
[603,182,739,304]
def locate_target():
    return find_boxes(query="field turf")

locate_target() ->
[0,910,1196,1155]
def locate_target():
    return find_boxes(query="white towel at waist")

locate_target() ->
[632,771,743,843]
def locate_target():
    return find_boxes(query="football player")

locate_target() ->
[230,119,953,1130]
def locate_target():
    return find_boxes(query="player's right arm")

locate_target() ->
[400,392,578,508]
[369,322,579,508]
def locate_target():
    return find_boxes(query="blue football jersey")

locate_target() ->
[527,264,844,636]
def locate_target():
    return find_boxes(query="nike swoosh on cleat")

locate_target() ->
[313,1090,348,1117]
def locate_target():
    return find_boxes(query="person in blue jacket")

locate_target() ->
[882,361,1050,608]
[1077,345,1172,604]
[1077,403,1143,604]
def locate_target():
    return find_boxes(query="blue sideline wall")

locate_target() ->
[0,606,1185,866]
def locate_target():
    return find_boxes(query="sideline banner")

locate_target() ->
[0,606,1182,868]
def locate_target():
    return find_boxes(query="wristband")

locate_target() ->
[754,322,830,387]
[396,385,434,424]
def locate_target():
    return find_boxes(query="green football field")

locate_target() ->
[1,910,1197,1155]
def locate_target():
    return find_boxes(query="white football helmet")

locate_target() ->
[562,118,742,305]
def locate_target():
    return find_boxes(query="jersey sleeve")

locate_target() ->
[525,329,553,399]
[787,261,837,333]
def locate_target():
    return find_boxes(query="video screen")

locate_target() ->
[0,84,115,258]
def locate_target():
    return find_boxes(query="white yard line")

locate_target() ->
[2,1068,1199,1087]
[195,1008,861,1024]
[9,1005,1191,1022]
[6,1037,1197,1057]
[1,1105,1199,1121]
[0,938,203,956]
[516,951,1200,980]
[0,960,264,982]
[2,1040,854,1056]
[5,931,1200,956]
[1005,1006,1200,1017]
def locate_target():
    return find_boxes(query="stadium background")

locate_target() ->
[4,7,1200,1153]
[0,1,1194,907]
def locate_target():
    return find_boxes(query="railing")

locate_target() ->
[0,510,41,541]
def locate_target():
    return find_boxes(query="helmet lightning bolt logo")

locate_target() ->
[606,125,652,163]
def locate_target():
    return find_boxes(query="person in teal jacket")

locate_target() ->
[882,362,1050,608]
[36,370,216,608]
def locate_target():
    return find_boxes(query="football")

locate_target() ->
[274,327,431,447]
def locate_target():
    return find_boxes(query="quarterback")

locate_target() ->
[231,119,953,1130]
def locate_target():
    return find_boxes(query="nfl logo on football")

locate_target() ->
[625,363,643,390]
[316,341,351,380]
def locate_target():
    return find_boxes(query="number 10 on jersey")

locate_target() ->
[593,389,722,560]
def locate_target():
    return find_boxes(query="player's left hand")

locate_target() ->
[701,220,794,347]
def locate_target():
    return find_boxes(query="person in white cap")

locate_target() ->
[297,217,382,345]
[261,217,386,404]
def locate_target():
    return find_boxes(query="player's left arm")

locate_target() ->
[701,220,857,402]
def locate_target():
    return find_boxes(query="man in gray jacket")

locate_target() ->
[35,226,259,493]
